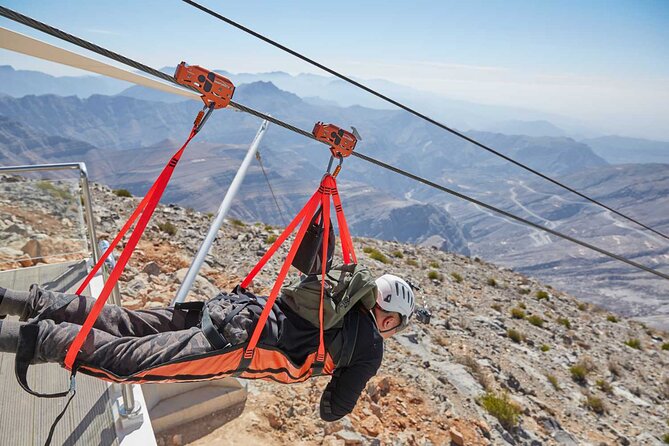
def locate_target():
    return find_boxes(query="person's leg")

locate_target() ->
[1,295,257,377]
[0,285,194,337]
[0,319,20,353]
[34,319,214,376]
[0,287,30,318]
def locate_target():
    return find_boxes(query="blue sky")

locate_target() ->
[1,0,668,138]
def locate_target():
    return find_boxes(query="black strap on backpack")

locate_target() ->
[174,300,205,328]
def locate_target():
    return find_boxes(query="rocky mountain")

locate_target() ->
[2,64,587,135]
[0,115,99,164]
[0,109,471,256]
[177,68,597,138]
[337,183,470,255]
[583,136,669,165]
[0,65,130,97]
[427,164,669,329]
[0,81,608,179]
[484,120,567,138]
[2,177,668,445]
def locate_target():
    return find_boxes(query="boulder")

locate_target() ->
[142,261,162,276]
[0,247,24,259]
[22,239,48,260]
[449,427,465,446]
[322,436,345,446]
[18,254,34,268]
[6,223,27,235]
[334,430,364,446]
[173,268,219,298]
[360,415,382,437]
[125,277,148,297]
[267,411,283,430]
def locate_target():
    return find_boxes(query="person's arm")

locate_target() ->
[319,329,383,421]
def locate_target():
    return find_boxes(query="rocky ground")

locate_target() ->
[2,176,669,445]
[0,177,87,270]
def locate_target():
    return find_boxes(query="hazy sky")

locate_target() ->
[1,0,668,139]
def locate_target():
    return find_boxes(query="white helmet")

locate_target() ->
[375,274,415,330]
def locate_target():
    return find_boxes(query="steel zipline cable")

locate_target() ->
[178,0,669,243]
[1,6,668,281]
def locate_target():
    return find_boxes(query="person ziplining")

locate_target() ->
[0,63,417,426]
[0,272,414,421]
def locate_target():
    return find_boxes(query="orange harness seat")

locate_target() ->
[77,346,336,385]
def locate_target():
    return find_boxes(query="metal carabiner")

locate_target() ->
[325,155,344,178]
[193,103,215,134]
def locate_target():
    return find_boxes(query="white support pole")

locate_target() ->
[172,120,271,305]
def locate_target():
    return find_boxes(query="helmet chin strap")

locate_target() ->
[373,306,403,333]
[378,321,402,334]
[379,317,402,333]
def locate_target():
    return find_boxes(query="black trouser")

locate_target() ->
[4,285,255,377]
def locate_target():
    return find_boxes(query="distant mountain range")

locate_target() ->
[0,74,668,321]
[3,64,667,164]
[0,65,595,139]
[0,65,130,97]
[0,81,613,258]
[583,136,669,165]
[431,163,669,321]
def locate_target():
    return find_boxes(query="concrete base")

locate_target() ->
[142,378,247,441]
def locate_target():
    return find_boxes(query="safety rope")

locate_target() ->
[63,105,214,370]
[179,0,669,242]
[240,174,355,365]
[1,5,667,281]
[255,151,288,226]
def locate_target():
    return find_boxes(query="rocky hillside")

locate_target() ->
[432,163,669,329]
[2,176,668,445]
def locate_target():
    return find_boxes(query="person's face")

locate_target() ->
[372,306,403,339]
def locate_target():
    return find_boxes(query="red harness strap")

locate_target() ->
[240,174,356,368]
[63,115,205,371]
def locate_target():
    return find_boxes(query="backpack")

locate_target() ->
[281,264,377,330]
[291,207,335,275]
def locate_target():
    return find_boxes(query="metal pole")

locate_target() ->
[78,163,101,263]
[172,119,270,305]
[119,381,140,417]
[80,164,139,416]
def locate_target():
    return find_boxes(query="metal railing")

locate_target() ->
[1,163,100,263]
[0,162,139,416]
